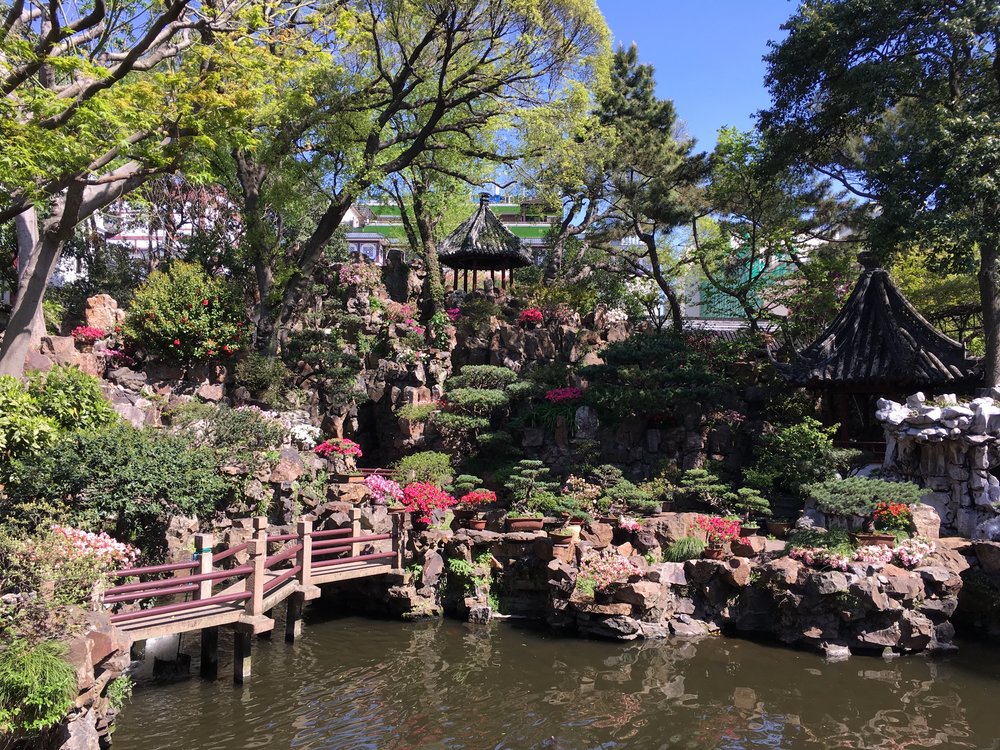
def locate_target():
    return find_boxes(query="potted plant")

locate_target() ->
[696,515,744,559]
[805,477,923,535]
[765,518,793,538]
[315,437,363,476]
[71,325,105,352]
[854,501,912,547]
[455,488,496,527]
[732,487,770,536]
[548,528,574,546]
[506,512,544,532]
[401,482,456,530]
[467,516,488,531]
[504,459,558,531]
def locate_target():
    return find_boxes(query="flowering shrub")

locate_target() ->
[401,482,456,523]
[71,325,105,343]
[446,307,462,321]
[401,317,425,336]
[893,538,934,568]
[338,261,381,288]
[458,489,496,508]
[365,474,403,505]
[384,301,417,323]
[49,525,140,569]
[518,307,544,326]
[544,386,584,404]
[696,515,746,547]
[788,546,850,571]
[873,502,912,533]
[562,475,602,504]
[289,423,321,449]
[315,438,363,458]
[577,548,641,594]
[123,261,247,361]
[853,544,894,565]
[603,307,629,326]
[542,303,575,326]
[618,516,641,533]
[99,349,136,366]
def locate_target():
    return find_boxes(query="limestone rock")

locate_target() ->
[972,541,1000,573]
[85,294,125,331]
[269,448,305,483]
[909,503,941,540]
[722,557,752,588]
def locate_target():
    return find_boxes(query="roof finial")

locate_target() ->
[858,251,881,271]
[479,191,491,207]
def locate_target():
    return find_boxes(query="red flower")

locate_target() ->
[202,299,209,306]
[173,339,181,346]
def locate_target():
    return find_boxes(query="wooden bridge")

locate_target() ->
[101,509,405,683]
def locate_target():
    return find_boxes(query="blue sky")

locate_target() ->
[599,1,796,151]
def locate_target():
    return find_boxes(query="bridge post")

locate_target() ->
[297,518,313,589]
[233,629,252,684]
[287,518,313,643]
[245,538,266,618]
[351,507,362,558]
[234,537,266,685]
[391,511,404,570]
[194,533,218,680]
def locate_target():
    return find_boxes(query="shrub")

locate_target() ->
[504,460,559,513]
[457,297,500,334]
[448,365,519,390]
[696,516,744,547]
[396,402,437,422]
[576,548,641,594]
[364,474,403,505]
[0,376,57,473]
[27,365,118,433]
[401,482,456,523]
[517,308,543,326]
[873,501,913,533]
[233,353,292,406]
[70,325,104,343]
[805,476,924,518]
[281,329,363,406]
[315,438,363,458]
[663,536,707,562]
[395,451,453,487]
[444,388,509,416]
[601,478,655,514]
[0,640,77,734]
[544,387,583,403]
[450,474,484,497]
[124,261,247,361]
[431,413,490,434]
[745,418,860,498]
[169,402,287,457]
[3,423,230,557]
[504,381,538,401]
[105,675,133,711]
[677,469,770,519]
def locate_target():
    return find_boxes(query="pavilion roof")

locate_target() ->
[439,194,533,271]
[776,254,981,389]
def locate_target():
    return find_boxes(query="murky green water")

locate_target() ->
[113,612,1000,750]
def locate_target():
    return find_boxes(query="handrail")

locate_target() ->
[267,533,299,543]
[103,582,199,604]
[212,542,249,564]
[312,551,396,569]
[265,544,302,567]
[106,565,252,595]
[112,560,199,578]
[110,591,252,624]
[309,528,353,540]
[263,566,301,594]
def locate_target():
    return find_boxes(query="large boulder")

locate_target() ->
[84,294,125,331]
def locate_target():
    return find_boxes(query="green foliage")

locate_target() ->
[521,361,572,391]
[504,380,539,401]
[396,402,437,422]
[745,418,860,498]
[168,402,287,461]
[432,413,491,434]
[449,474,484,497]
[234,353,292,406]
[677,469,770,519]
[787,528,853,557]
[124,261,248,361]
[448,365,519,390]
[664,537,707,562]
[513,401,577,435]
[27,366,118,433]
[445,388,509,416]
[805,477,924,518]
[579,331,726,420]
[0,640,77,734]
[105,675,133,712]
[601,478,655,513]
[281,329,364,407]
[48,238,147,326]
[4,423,230,556]
[395,451,453,487]
[42,298,64,334]
[504,459,558,512]
[456,298,501,334]
[0,376,57,474]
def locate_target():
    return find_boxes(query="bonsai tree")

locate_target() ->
[732,488,770,523]
[805,477,924,528]
[504,460,558,517]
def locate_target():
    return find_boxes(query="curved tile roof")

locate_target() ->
[439,194,533,271]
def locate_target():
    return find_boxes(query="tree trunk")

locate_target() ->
[413,191,444,313]
[0,215,66,377]
[14,208,47,350]
[979,239,1000,386]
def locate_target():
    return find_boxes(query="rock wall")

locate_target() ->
[877,391,1000,538]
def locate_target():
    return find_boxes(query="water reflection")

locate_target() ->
[114,616,1000,750]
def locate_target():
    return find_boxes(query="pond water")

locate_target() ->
[113,612,1000,750]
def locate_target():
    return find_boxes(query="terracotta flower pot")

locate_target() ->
[453,508,477,521]
[506,517,544,532]
[701,546,726,560]
[851,532,896,548]
[740,525,761,537]
[660,501,674,513]
[766,520,791,539]
[466,518,488,531]
[548,531,574,547]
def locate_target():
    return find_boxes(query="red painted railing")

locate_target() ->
[101,509,405,627]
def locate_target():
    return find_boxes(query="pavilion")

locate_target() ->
[439,193,533,292]
[775,252,982,440]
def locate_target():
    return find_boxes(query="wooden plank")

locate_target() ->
[116,604,244,643]
[311,563,393,585]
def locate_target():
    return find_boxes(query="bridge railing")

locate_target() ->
[100,509,404,625]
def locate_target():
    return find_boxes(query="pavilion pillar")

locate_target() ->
[472,269,478,291]
[453,270,458,290]
[509,267,515,289]
[463,269,468,292]
[490,269,495,288]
